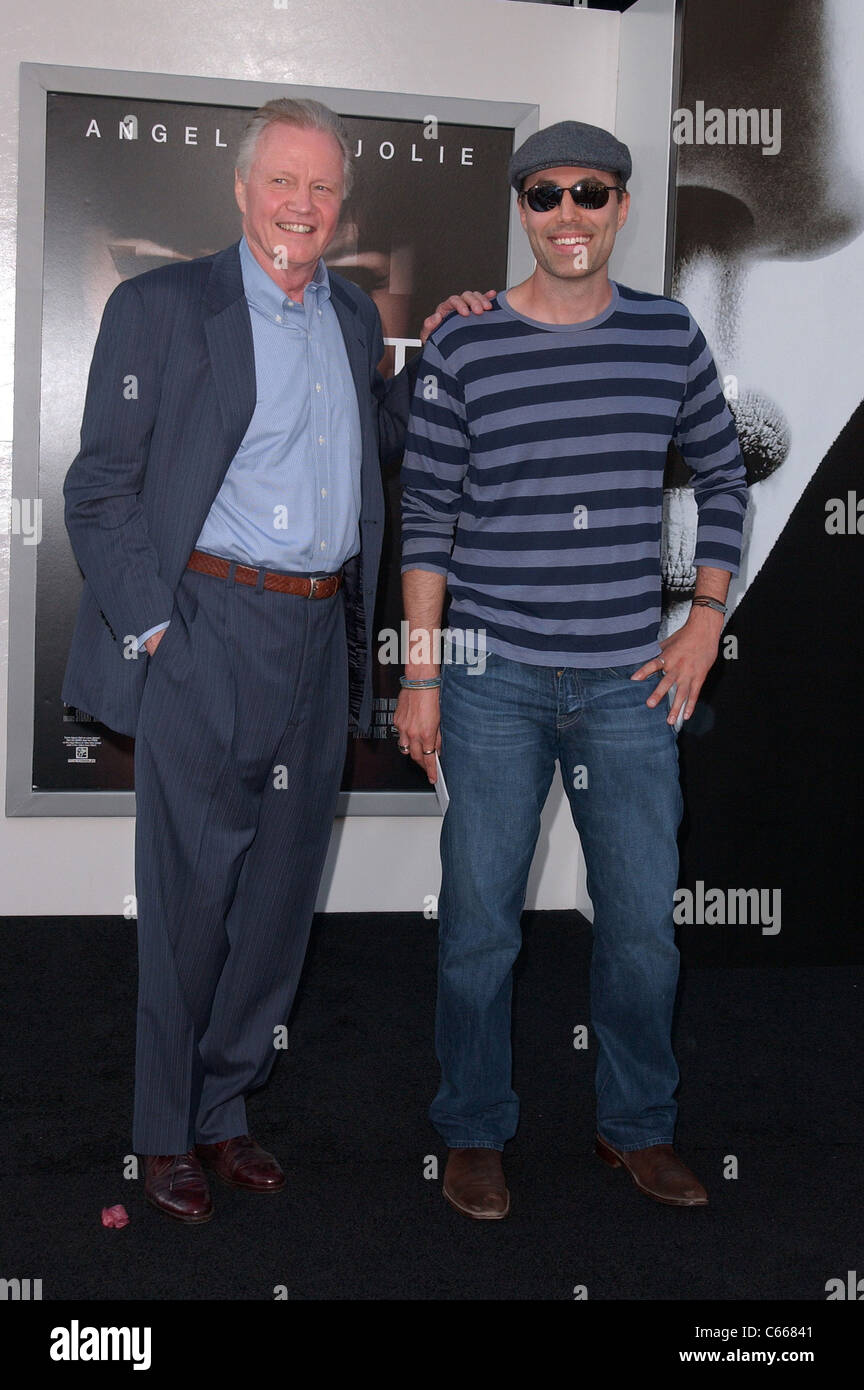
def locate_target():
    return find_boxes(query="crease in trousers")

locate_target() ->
[132,562,348,1154]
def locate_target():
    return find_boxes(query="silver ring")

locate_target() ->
[421,749,436,755]
[398,744,410,754]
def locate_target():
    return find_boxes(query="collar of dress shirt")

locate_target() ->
[239,236,332,320]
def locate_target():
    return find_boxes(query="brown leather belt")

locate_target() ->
[187,549,343,598]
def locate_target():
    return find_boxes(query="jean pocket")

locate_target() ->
[444,646,496,674]
[603,659,650,679]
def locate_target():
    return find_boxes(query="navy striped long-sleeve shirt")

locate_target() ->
[400,282,748,668]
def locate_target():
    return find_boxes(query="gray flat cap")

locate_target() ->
[509,120,632,189]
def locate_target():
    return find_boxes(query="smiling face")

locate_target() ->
[235,121,345,289]
[518,165,630,287]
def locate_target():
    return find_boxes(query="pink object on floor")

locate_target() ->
[101,1204,130,1228]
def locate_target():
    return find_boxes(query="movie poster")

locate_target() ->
[34,90,512,797]
[667,0,864,964]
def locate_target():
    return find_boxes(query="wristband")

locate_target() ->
[399,676,442,689]
[691,596,727,615]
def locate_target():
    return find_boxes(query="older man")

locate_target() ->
[395,121,748,1218]
[63,97,491,1223]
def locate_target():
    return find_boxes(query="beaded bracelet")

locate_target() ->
[399,676,442,689]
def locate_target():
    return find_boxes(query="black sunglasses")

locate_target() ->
[518,179,626,212]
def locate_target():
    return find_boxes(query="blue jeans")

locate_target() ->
[431,649,684,1152]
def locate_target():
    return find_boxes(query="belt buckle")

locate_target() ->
[308,576,320,598]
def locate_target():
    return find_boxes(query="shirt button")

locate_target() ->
[317,309,322,317]
[318,435,325,445]
[320,541,327,550]
[275,314,282,323]
[321,488,327,498]
[315,383,322,392]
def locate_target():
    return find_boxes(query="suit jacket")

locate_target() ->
[62,240,415,738]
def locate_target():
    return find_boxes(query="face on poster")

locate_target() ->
[34,92,512,795]
[662,0,864,632]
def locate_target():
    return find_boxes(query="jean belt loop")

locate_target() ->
[255,565,267,594]
[226,560,237,586]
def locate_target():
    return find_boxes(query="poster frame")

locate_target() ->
[6,61,537,817]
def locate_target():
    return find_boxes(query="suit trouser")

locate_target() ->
[131,562,348,1153]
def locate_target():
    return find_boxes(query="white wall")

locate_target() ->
[0,0,675,915]
[615,0,678,293]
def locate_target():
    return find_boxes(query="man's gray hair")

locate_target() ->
[235,98,354,196]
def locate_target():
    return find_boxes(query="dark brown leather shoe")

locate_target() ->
[195,1135,285,1192]
[143,1151,213,1223]
[595,1134,708,1207]
[443,1147,510,1219]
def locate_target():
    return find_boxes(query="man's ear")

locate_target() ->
[234,169,247,216]
[616,190,631,231]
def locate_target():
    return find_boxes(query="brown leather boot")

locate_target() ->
[443,1147,510,1219]
[195,1135,285,1192]
[595,1135,708,1206]
[143,1151,213,1223]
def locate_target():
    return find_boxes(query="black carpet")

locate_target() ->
[1,912,862,1305]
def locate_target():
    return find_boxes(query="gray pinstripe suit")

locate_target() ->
[63,241,414,1151]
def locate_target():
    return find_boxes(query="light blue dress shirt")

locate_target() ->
[139,237,363,648]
